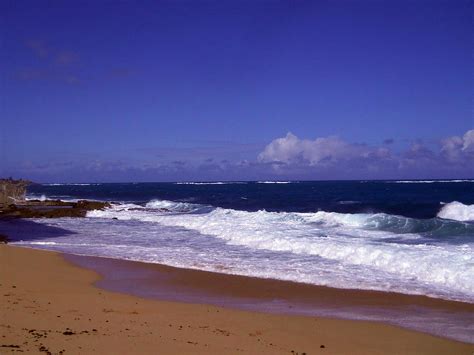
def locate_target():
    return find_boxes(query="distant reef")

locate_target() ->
[0,178,110,220]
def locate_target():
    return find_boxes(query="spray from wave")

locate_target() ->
[437,201,474,222]
[26,194,48,201]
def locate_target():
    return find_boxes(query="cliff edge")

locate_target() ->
[0,179,30,206]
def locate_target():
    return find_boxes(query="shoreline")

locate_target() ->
[2,245,473,354]
[65,250,474,310]
[66,250,474,343]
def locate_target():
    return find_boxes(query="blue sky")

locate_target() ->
[1,0,473,182]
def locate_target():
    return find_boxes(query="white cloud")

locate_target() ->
[441,129,474,162]
[462,129,474,151]
[258,129,474,176]
[258,132,390,166]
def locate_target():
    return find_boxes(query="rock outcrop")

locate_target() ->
[0,179,30,205]
[0,178,110,219]
[0,200,111,219]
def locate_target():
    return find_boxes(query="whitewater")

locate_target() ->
[10,198,474,304]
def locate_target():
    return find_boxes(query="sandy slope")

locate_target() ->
[1,245,473,354]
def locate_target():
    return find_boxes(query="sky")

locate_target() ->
[1,0,473,182]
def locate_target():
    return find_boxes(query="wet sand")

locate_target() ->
[1,244,473,354]
[66,252,474,343]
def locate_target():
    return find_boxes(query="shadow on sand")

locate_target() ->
[0,218,77,242]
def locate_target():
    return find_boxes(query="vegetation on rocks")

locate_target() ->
[0,179,30,205]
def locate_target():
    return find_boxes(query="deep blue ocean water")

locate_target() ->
[27,180,474,218]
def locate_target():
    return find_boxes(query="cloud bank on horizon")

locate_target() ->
[259,129,474,170]
[4,129,473,182]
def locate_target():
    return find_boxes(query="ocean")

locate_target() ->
[10,180,473,305]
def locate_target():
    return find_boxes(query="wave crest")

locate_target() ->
[257,181,292,184]
[145,199,202,212]
[175,182,245,185]
[386,180,474,184]
[437,201,474,222]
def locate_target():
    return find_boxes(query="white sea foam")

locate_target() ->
[24,241,59,245]
[26,194,48,201]
[25,194,87,203]
[388,180,474,184]
[145,199,203,212]
[175,182,245,185]
[257,181,293,184]
[438,201,474,221]
[85,201,474,302]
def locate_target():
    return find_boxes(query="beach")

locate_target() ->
[1,244,473,354]
[4,0,473,351]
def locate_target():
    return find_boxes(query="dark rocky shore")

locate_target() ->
[0,179,110,243]
[0,199,111,219]
[0,178,30,205]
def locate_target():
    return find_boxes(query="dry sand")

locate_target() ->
[1,244,473,354]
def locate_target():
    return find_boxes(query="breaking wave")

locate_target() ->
[174,182,245,185]
[26,194,48,201]
[438,201,474,222]
[86,200,474,302]
[257,181,293,184]
[145,199,206,213]
[388,180,474,184]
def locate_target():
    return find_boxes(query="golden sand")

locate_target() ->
[1,245,473,354]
